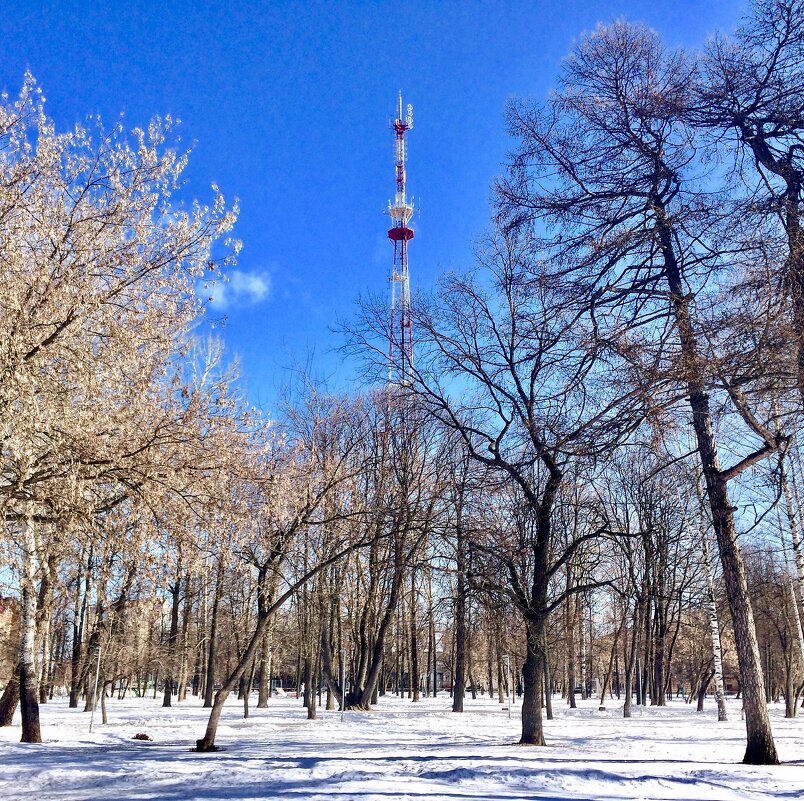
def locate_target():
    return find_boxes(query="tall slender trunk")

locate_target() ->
[163,565,182,708]
[69,548,91,708]
[19,517,41,743]
[306,651,318,720]
[467,627,477,700]
[496,639,505,704]
[599,614,622,710]
[542,636,553,720]
[410,567,419,702]
[257,622,274,708]
[579,595,587,700]
[486,636,494,698]
[566,586,576,709]
[35,552,57,706]
[302,654,312,710]
[623,593,641,718]
[652,598,667,707]
[788,579,804,680]
[243,655,257,719]
[640,590,652,706]
[780,585,797,719]
[177,571,192,702]
[700,526,728,721]
[779,181,804,406]
[660,213,777,764]
[683,365,774,760]
[325,604,336,711]
[195,576,207,698]
[452,511,467,711]
[427,571,436,697]
[781,458,804,645]
[203,555,225,708]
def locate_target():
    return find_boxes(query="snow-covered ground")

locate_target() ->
[1,692,802,801]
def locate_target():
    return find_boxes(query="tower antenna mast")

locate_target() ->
[387,91,415,386]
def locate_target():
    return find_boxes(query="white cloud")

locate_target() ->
[206,269,271,309]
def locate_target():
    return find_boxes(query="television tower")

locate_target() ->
[387,92,414,386]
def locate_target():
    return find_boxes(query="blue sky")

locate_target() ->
[2,0,746,410]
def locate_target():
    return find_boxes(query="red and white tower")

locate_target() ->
[387,92,414,386]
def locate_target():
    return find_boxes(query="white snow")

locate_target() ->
[1,694,802,800]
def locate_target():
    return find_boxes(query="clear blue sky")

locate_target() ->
[2,0,746,410]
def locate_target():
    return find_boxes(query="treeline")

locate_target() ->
[1,0,804,768]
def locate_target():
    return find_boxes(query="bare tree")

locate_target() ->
[349,222,640,744]
[699,0,804,404]
[499,22,785,763]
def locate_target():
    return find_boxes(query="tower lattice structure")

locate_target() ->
[387,92,414,386]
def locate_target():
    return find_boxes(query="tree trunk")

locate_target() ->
[203,555,225,708]
[652,610,667,707]
[348,538,407,710]
[487,639,494,698]
[306,655,317,721]
[662,216,778,764]
[303,656,312,711]
[196,601,271,750]
[101,678,108,725]
[599,615,621,710]
[566,590,576,709]
[701,527,728,721]
[35,552,57,706]
[69,548,91,709]
[520,618,546,745]
[410,568,419,702]
[19,517,41,743]
[0,667,20,726]
[697,443,775,762]
[543,636,553,720]
[431,624,438,697]
[640,593,651,707]
[452,515,467,712]
[579,595,588,700]
[257,623,274,708]
[195,546,347,752]
[788,579,804,693]
[177,571,192,702]
[163,568,182,708]
[697,669,713,712]
[496,642,505,704]
[781,459,804,665]
[623,595,641,718]
[243,656,256,719]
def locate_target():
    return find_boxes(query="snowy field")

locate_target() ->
[1,693,802,801]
